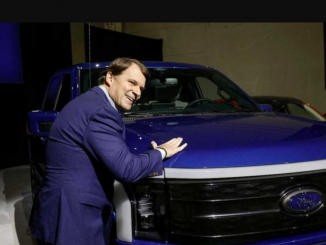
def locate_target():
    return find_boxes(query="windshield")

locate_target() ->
[80,67,261,116]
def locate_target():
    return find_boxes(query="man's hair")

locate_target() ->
[98,57,150,85]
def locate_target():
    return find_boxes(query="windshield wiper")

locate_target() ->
[124,111,184,117]
[201,109,257,113]
[123,112,155,117]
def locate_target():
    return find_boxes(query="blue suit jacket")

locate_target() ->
[31,86,162,245]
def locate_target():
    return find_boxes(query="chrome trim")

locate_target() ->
[164,159,326,179]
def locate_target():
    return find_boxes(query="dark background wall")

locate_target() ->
[0,23,72,170]
[84,24,163,62]
[0,23,163,170]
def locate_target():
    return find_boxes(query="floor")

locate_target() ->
[0,165,37,245]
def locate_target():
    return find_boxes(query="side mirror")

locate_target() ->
[259,104,273,112]
[28,111,59,136]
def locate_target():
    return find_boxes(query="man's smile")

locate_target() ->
[126,95,135,103]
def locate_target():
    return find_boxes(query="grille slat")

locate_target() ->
[171,211,326,236]
[170,196,280,217]
[172,209,280,219]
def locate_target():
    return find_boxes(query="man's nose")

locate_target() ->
[133,86,141,98]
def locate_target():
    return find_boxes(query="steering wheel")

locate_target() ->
[185,98,213,108]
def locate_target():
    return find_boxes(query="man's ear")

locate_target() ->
[106,72,113,86]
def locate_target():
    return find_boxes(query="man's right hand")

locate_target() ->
[151,137,187,158]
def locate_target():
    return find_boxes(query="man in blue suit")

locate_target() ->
[30,57,187,245]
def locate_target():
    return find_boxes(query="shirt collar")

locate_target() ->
[98,85,119,112]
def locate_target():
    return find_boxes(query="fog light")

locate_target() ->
[137,188,155,229]
[130,181,167,241]
[140,213,155,229]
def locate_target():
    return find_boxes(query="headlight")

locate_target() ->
[127,180,167,241]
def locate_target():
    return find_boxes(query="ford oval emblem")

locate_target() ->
[281,188,324,215]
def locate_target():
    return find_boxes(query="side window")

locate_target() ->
[42,73,71,111]
[196,77,215,100]
[56,74,71,111]
[80,68,104,94]
[196,77,229,101]
[273,104,287,113]
[287,103,325,121]
[287,103,315,120]
[43,75,62,111]
[179,79,196,102]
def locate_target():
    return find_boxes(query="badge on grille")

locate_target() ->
[281,188,324,215]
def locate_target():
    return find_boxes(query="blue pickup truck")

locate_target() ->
[27,61,326,245]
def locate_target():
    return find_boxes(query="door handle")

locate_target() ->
[40,137,47,145]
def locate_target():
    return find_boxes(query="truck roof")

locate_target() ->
[72,61,215,70]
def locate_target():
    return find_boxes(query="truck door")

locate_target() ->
[27,71,72,198]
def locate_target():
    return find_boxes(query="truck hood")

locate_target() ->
[124,112,326,168]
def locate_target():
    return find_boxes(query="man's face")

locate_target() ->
[106,63,146,111]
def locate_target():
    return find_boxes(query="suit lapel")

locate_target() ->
[92,86,126,140]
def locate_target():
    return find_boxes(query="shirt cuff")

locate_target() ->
[155,148,166,159]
